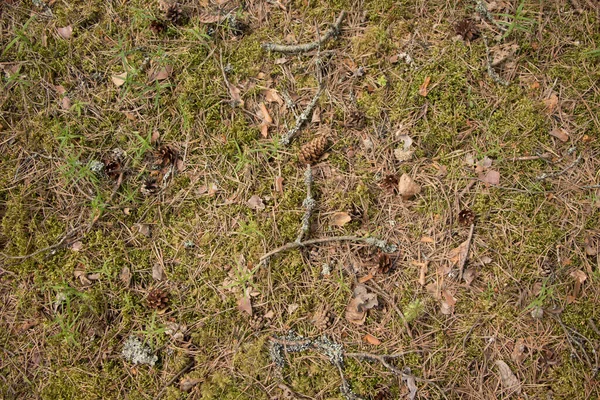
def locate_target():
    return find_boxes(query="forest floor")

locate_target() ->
[1,0,600,399]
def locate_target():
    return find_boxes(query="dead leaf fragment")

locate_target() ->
[440,290,456,315]
[584,234,598,256]
[418,76,431,96]
[247,195,265,210]
[120,266,132,287]
[463,267,477,286]
[258,102,272,124]
[264,88,284,106]
[57,26,73,39]
[274,176,284,194]
[151,130,160,144]
[543,93,559,115]
[511,338,526,364]
[481,170,500,186]
[448,239,470,276]
[549,127,569,142]
[238,294,252,316]
[70,241,83,252]
[363,333,381,345]
[148,65,173,82]
[331,212,352,227]
[398,174,421,200]
[111,72,127,87]
[570,269,587,298]
[180,377,202,392]
[402,369,418,400]
[227,82,244,108]
[495,360,521,394]
[345,284,378,325]
[152,263,166,281]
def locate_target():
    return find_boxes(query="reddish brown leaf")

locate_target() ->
[418,76,431,96]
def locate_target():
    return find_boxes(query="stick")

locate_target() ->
[153,360,194,400]
[458,223,475,281]
[262,11,347,54]
[296,165,315,243]
[536,153,581,180]
[280,86,323,145]
[259,236,397,266]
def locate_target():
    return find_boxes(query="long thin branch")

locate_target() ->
[262,11,347,54]
[280,86,322,145]
[296,165,315,243]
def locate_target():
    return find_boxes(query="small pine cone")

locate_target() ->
[455,18,479,41]
[249,314,265,330]
[147,288,169,310]
[298,136,329,165]
[380,174,399,191]
[458,208,476,226]
[141,177,159,196]
[377,252,394,274]
[539,257,555,277]
[103,159,122,179]
[150,19,168,34]
[165,4,184,25]
[156,145,178,168]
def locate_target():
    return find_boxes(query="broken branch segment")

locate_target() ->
[262,11,347,54]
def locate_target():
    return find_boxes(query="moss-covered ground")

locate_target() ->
[1,0,599,398]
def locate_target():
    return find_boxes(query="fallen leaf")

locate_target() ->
[394,148,414,162]
[57,25,73,39]
[111,72,127,87]
[402,368,418,400]
[463,267,477,285]
[345,284,378,325]
[389,54,399,63]
[152,263,166,281]
[570,269,587,298]
[135,223,152,237]
[584,233,598,256]
[495,360,521,394]
[418,262,428,286]
[287,303,299,314]
[543,93,559,115]
[61,96,71,110]
[358,273,374,284]
[481,170,500,186]
[511,338,526,364]
[151,130,160,144]
[311,107,321,123]
[180,377,202,392]
[238,294,252,316]
[475,156,493,173]
[227,82,244,108]
[247,195,265,210]
[363,333,381,345]
[148,65,173,82]
[120,266,132,287]
[274,57,288,65]
[331,212,352,227]
[440,289,456,315]
[71,241,83,251]
[74,269,91,285]
[258,102,272,124]
[260,123,269,138]
[398,174,421,200]
[274,176,284,193]
[264,89,284,106]
[448,239,470,276]
[418,76,431,96]
[549,127,569,142]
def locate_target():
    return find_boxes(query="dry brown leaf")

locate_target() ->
[426,282,441,300]
[495,360,521,394]
[227,82,244,108]
[490,43,518,66]
[151,130,160,144]
[111,72,127,87]
[481,170,500,186]
[180,377,202,392]
[287,303,299,314]
[274,57,288,65]
[148,65,173,82]
[543,93,559,114]
[440,289,456,315]
[74,269,91,285]
[363,333,381,345]
[247,195,265,210]
[571,269,587,284]
[57,26,73,39]
[345,284,378,325]
[463,267,477,286]
[418,76,431,96]
[198,13,227,24]
[135,223,151,237]
[418,262,428,286]
[264,88,284,106]
[398,174,421,200]
[258,102,272,124]
[331,212,352,227]
[394,148,414,162]
[549,127,569,142]
[70,241,83,251]
[584,233,598,256]
[61,96,71,110]
[120,266,132,287]
[511,338,526,364]
[358,273,374,284]
[152,263,166,281]
[237,295,252,316]
[420,236,434,243]
[448,239,469,272]
[311,107,321,123]
[260,123,269,138]
[274,176,284,193]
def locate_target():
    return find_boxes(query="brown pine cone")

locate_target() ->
[156,145,178,168]
[150,19,168,34]
[458,208,475,226]
[141,177,159,196]
[147,288,169,310]
[455,18,479,42]
[165,4,184,25]
[298,136,329,165]
[380,174,399,192]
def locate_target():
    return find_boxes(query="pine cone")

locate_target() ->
[455,18,479,41]
[165,4,184,25]
[298,136,329,165]
[141,177,159,196]
[458,208,475,226]
[311,307,332,331]
[150,19,168,34]
[147,288,169,310]
[156,145,178,168]
[380,174,399,191]
[377,252,394,274]
[103,159,122,179]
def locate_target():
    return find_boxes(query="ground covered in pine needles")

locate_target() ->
[1,0,599,399]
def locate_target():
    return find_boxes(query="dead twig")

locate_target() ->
[536,150,581,180]
[259,236,397,266]
[280,86,323,145]
[511,153,551,161]
[458,223,476,280]
[296,165,315,243]
[153,360,194,400]
[262,11,347,54]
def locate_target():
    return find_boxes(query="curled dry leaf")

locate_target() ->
[120,266,132,287]
[57,26,73,39]
[398,174,421,200]
[440,290,456,315]
[237,294,252,316]
[227,82,244,108]
[152,262,166,281]
[111,72,127,87]
[247,195,265,210]
[345,284,378,325]
[584,233,598,256]
[549,127,569,142]
[363,333,381,345]
[274,176,284,193]
[448,238,470,275]
[331,211,352,227]
[418,76,431,96]
[495,360,521,394]
[264,88,284,106]
[543,93,559,115]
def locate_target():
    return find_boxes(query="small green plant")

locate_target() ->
[527,279,554,309]
[496,0,536,39]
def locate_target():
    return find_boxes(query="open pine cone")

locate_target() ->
[380,174,399,191]
[298,136,330,165]
[455,18,479,41]
[147,288,169,310]
[165,4,184,25]
[156,145,178,167]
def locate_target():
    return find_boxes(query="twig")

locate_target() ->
[280,86,323,145]
[458,223,476,280]
[262,11,347,54]
[153,360,194,400]
[511,153,551,161]
[536,153,582,180]
[483,37,509,86]
[259,236,397,266]
[296,165,315,243]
